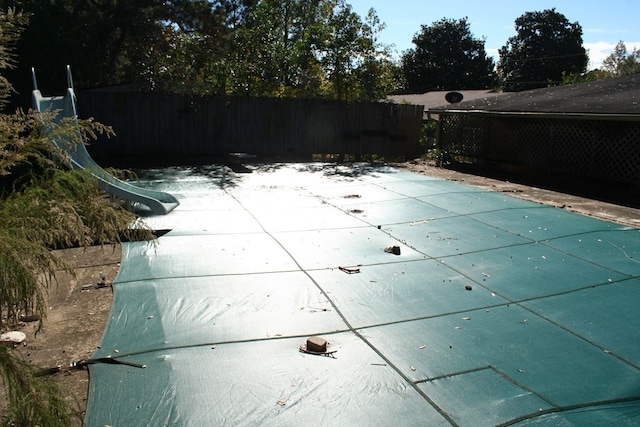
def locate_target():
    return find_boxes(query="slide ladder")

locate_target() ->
[31,66,179,215]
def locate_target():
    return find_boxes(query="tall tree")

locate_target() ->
[354,9,400,100]
[602,41,640,77]
[321,1,375,100]
[4,0,397,101]
[498,8,588,92]
[223,0,395,100]
[2,0,229,103]
[401,17,496,93]
[215,0,259,29]
[224,0,307,96]
[320,3,398,100]
[4,0,165,98]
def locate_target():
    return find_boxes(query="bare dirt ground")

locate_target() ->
[5,160,638,424]
[10,245,121,425]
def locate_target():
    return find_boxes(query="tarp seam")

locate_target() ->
[496,395,640,427]
[517,295,640,372]
[225,189,461,426]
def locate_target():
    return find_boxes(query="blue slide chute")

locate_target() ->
[31,66,179,215]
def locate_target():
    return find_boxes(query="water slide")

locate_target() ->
[31,66,179,215]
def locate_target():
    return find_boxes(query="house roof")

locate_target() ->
[387,90,501,110]
[428,73,640,115]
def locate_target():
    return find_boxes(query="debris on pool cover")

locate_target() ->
[299,336,337,358]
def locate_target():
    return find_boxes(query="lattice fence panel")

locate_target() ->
[599,123,640,182]
[511,119,552,167]
[546,120,600,173]
[440,114,487,158]
[439,112,640,184]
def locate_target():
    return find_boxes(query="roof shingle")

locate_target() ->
[428,74,640,115]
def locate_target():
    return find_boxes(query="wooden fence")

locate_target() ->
[76,91,424,164]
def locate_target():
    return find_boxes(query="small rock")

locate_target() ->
[384,246,401,255]
[1,331,27,344]
[19,314,41,323]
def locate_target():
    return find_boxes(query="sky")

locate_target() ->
[348,0,640,69]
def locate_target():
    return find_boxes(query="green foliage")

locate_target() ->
[194,0,398,100]
[419,119,438,150]
[602,41,640,77]
[498,8,588,92]
[401,17,496,92]
[560,69,607,85]
[0,104,155,335]
[0,233,61,332]
[0,8,27,106]
[7,0,398,102]
[426,148,451,167]
[6,0,171,98]
[0,110,148,427]
[0,346,77,426]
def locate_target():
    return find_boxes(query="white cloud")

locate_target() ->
[584,27,631,35]
[585,41,640,69]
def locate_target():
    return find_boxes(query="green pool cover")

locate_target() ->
[85,164,640,426]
